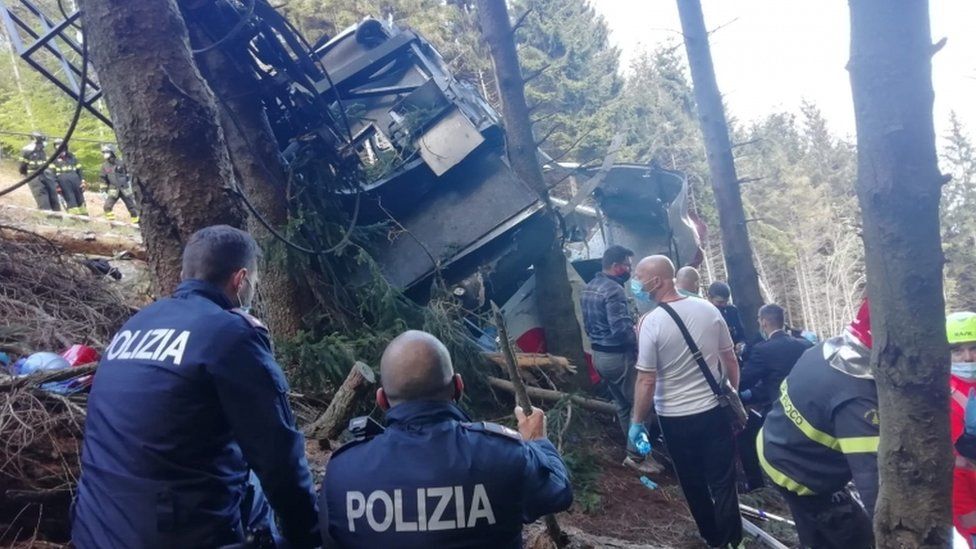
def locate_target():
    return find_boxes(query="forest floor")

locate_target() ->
[0,161,798,548]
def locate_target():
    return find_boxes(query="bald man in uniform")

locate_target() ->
[319,331,573,548]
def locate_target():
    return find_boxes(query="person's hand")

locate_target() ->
[516,406,546,440]
[965,389,976,436]
[628,422,651,456]
[739,389,753,403]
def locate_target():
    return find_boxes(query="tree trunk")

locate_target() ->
[847,1,951,546]
[476,0,589,388]
[676,0,764,340]
[76,0,245,295]
[180,2,311,337]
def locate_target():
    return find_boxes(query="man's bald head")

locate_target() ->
[633,255,677,300]
[675,266,700,294]
[380,330,456,405]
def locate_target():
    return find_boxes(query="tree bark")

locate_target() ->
[76,0,245,295]
[476,0,589,389]
[847,1,951,546]
[676,0,764,340]
[180,2,311,337]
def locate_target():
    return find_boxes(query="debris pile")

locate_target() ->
[0,225,132,354]
[0,226,132,545]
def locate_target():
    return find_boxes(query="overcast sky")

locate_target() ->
[589,1,976,143]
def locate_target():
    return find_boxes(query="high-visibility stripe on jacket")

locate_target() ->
[758,339,880,517]
[951,375,976,545]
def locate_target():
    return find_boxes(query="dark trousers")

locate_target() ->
[104,184,138,216]
[779,488,873,549]
[58,173,86,211]
[659,406,742,547]
[28,172,60,211]
[736,409,765,490]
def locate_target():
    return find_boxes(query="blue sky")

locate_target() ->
[589,1,976,142]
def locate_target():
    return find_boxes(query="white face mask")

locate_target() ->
[237,276,254,314]
[952,362,976,380]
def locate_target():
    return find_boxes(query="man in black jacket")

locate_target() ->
[737,303,812,491]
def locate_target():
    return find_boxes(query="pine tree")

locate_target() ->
[510,0,622,162]
[941,112,976,310]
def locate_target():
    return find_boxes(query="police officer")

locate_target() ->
[52,138,88,215]
[320,330,573,548]
[72,225,318,549]
[758,300,878,548]
[18,131,60,211]
[100,144,139,223]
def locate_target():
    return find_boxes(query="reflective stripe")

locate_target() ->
[953,388,969,410]
[961,510,976,529]
[757,428,815,496]
[778,380,878,454]
[837,435,879,454]
[956,455,976,471]
[779,380,842,451]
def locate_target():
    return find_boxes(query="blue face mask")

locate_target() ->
[953,362,976,381]
[630,278,651,303]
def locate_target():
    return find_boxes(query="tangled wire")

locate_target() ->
[0,225,132,355]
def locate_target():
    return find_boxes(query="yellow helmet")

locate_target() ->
[947,312,976,345]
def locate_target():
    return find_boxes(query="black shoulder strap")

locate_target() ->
[657,302,723,397]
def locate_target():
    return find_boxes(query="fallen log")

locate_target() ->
[486,376,618,416]
[483,352,576,374]
[305,361,376,442]
[0,215,145,260]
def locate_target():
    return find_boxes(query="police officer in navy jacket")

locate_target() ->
[320,330,573,548]
[72,225,318,548]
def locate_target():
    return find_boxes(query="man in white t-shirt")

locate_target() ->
[628,255,743,549]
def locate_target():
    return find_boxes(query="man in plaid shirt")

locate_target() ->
[581,245,662,474]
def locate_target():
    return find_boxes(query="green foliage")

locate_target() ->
[511,0,622,163]
[0,23,114,177]
[941,112,976,311]
[735,104,863,336]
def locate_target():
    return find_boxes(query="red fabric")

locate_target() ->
[60,344,99,367]
[516,327,601,385]
[847,299,872,349]
[951,375,976,546]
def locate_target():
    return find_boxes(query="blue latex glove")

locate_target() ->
[628,422,651,456]
[739,389,753,402]
[966,388,976,436]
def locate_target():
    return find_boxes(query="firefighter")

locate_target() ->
[18,132,60,211]
[758,300,878,549]
[52,138,88,216]
[948,312,976,545]
[100,144,139,223]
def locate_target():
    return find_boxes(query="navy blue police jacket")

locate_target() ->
[71,279,318,549]
[320,401,573,548]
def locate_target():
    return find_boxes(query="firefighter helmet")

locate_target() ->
[947,312,976,345]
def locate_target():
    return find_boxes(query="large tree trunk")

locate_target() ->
[77,0,245,295]
[676,0,764,340]
[847,1,951,546]
[180,2,311,337]
[476,0,589,388]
